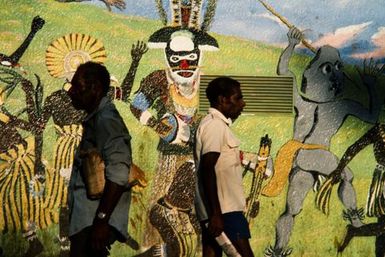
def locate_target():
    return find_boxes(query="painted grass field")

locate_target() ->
[0,0,384,256]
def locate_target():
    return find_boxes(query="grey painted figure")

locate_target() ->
[264,27,382,256]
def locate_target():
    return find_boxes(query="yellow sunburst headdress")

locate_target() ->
[45,33,107,80]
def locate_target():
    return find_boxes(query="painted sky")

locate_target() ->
[93,0,385,63]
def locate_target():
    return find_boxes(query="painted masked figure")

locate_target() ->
[130,0,219,256]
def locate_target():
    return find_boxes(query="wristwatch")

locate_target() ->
[97,211,107,220]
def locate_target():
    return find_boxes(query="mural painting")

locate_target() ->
[0,13,147,257]
[0,0,385,256]
[319,122,385,256]
[262,26,382,256]
[129,1,219,256]
[0,15,50,257]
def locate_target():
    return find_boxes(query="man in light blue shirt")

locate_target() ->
[67,62,132,257]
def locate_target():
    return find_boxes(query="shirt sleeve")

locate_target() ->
[95,111,132,187]
[200,119,226,155]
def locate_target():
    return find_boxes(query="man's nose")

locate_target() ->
[241,99,246,108]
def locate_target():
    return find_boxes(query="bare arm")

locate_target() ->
[201,151,223,237]
[91,179,126,250]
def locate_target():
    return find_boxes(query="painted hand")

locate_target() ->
[287,27,302,46]
[31,16,45,32]
[131,41,148,62]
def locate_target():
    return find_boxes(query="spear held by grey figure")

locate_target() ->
[256,0,317,53]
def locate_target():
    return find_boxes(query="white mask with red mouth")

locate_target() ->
[165,31,202,97]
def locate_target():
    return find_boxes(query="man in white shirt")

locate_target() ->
[195,77,254,257]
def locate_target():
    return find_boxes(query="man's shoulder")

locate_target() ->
[96,102,127,129]
[198,114,227,134]
[98,101,120,118]
[94,104,131,138]
[201,113,226,126]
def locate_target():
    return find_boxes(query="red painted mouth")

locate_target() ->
[177,71,194,78]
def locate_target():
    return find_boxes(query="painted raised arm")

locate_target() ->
[121,41,148,102]
[277,27,302,76]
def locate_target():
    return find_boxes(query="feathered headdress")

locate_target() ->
[149,0,219,51]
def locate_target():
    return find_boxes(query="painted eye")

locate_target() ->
[186,53,198,60]
[335,62,343,71]
[321,64,332,75]
[170,55,180,63]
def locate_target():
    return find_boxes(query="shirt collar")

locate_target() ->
[208,107,232,126]
[84,96,109,122]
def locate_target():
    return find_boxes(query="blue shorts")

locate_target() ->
[222,211,251,241]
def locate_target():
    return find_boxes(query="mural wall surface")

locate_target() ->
[0,0,385,256]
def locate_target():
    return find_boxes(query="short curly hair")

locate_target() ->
[205,76,240,107]
[74,61,110,95]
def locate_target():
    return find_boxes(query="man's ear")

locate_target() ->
[91,82,104,98]
[217,95,225,105]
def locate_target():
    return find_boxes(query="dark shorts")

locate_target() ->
[222,211,251,241]
[201,211,251,243]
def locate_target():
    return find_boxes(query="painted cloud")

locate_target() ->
[351,27,385,59]
[311,22,372,48]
